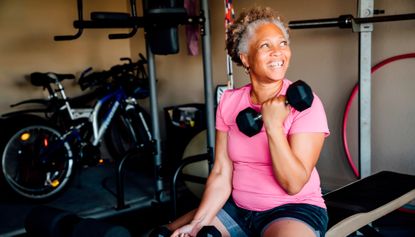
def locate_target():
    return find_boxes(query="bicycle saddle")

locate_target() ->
[30,72,75,87]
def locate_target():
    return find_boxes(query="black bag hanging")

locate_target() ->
[143,0,184,55]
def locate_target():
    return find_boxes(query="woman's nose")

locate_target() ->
[271,47,282,56]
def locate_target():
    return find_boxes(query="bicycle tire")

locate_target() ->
[1,122,75,201]
[104,106,152,160]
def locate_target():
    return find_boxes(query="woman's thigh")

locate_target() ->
[262,218,317,237]
[255,204,328,237]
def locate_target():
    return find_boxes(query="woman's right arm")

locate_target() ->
[171,130,233,236]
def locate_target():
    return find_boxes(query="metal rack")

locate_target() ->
[55,0,215,203]
[289,0,415,178]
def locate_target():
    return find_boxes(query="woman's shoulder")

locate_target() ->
[217,84,251,113]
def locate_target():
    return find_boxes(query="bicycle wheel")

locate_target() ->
[104,106,152,160]
[1,124,74,201]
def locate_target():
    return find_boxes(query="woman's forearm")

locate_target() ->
[191,168,232,226]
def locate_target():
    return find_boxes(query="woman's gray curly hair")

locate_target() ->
[226,6,290,66]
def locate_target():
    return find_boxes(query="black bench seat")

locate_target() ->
[324,171,415,237]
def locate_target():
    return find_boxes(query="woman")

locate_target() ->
[168,6,329,237]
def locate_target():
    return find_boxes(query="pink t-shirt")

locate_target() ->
[216,79,329,211]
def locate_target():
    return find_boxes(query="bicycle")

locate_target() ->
[0,56,153,201]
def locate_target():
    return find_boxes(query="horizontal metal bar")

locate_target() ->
[74,19,138,28]
[355,13,415,24]
[289,16,352,29]
[289,13,415,29]
[73,15,204,29]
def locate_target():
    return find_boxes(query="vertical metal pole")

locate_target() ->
[357,0,373,178]
[200,0,215,167]
[146,40,166,201]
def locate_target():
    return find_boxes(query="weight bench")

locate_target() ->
[172,153,415,236]
[324,171,415,237]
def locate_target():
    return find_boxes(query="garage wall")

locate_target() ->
[1,0,414,191]
[0,0,131,109]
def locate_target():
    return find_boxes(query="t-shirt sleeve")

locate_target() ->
[288,93,330,137]
[215,90,230,132]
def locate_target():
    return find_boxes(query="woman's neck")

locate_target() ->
[250,79,284,105]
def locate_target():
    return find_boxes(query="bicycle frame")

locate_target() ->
[24,64,151,158]
[91,88,124,146]
[1,58,153,201]
[59,87,127,145]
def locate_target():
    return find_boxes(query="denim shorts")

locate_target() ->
[217,198,328,237]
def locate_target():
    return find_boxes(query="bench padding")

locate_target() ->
[324,171,415,237]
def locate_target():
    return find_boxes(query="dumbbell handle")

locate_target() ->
[251,99,290,121]
[236,80,313,137]
[149,225,221,237]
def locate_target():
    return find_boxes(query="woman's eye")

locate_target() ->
[280,40,288,47]
[260,43,269,49]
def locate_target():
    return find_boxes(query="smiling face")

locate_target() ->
[240,22,291,83]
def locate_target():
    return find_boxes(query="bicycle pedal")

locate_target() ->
[80,144,103,166]
[80,157,102,167]
[97,158,112,165]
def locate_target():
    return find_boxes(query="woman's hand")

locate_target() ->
[170,221,202,237]
[261,95,290,131]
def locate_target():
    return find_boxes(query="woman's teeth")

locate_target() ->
[270,61,284,68]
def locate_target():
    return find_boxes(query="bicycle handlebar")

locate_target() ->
[78,56,148,91]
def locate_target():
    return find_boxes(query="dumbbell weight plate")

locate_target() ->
[286,80,314,111]
[235,107,263,137]
[197,226,221,237]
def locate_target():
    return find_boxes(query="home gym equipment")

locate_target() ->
[149,226,172,237]
[143,1,184,55]
[170,0,236,219]
[177,136,415,236]
[24,205,131,237]
[180,130,209,199]
[324,171,415,237]
[149,225,221,237]
[49,1,415,236]
[342,53,415,178]
[287,1,415,235]
[24,206,80,237]
[224,0,235,91]
[215,0,236,105]
[164,103,206,168]
[236,80,313,137]
[71,218,131,237]
[289,13,415,30]
[197,225,222,237]
[289,0,415,178]
[54,0,216,205]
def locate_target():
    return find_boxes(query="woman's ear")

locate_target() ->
[239,53,249,68]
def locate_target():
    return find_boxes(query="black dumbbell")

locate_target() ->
[236,80,314,137]
[24,205,81,237]
[25,205,132,237]
[197,226,221,237]
[149,226,171,237]
[148,225,221,237]
[72,218,131,237]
